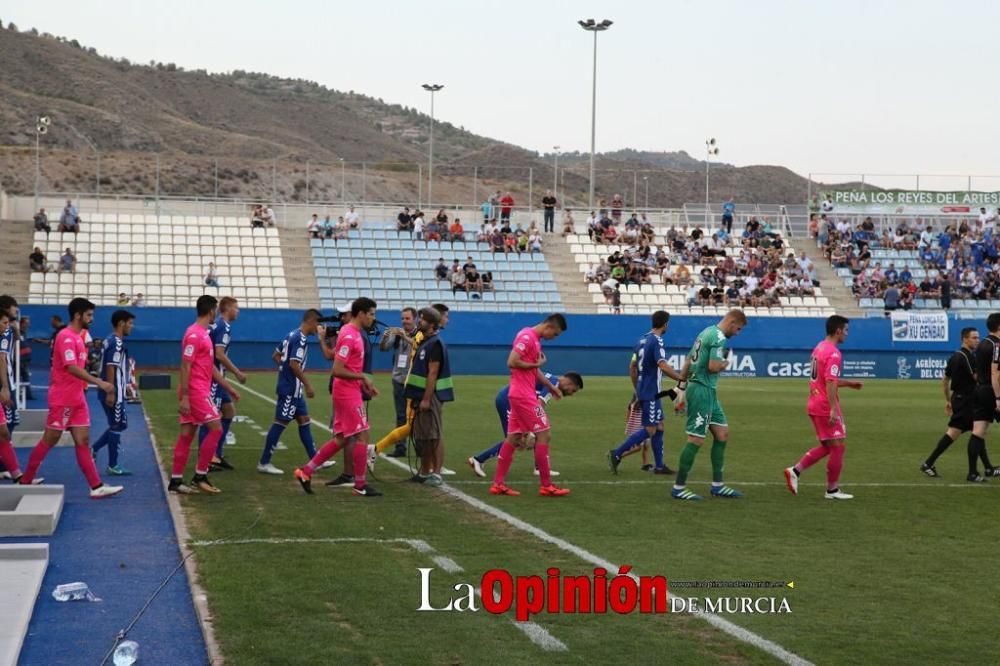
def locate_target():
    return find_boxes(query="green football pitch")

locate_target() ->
[142,373,996,665]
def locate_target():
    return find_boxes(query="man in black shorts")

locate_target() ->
[921,327,978,477]
[969,313,1000,481]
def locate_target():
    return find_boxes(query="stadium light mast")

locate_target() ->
[422,83,444,208]
[552,145,560,199]
[643,175,649,208]
[34,115,51,212]
[705,137,720,221]
[578,18,613,213]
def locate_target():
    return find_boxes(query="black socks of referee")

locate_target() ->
[925,434,954,467]
[968,435,986,476]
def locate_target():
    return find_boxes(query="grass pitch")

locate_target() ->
[142,373,997,665]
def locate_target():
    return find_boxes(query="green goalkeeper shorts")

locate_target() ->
[684,383,727,439]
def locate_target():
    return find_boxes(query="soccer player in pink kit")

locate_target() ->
[169,295,241,495]
[784,315,863,500]
[295,297,381,497]
[19,298,123,498]
[490,313,569,497]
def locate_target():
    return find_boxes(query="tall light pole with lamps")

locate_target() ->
[34,115,51,212]
[422,83,444,208]
[643,175,649,208]
[705,137,719,222]
[578,18,613,213]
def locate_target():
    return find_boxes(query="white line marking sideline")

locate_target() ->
[238,382,807,664]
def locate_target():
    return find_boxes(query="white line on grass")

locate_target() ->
[238,382,806,664]
[190,535,566,651]
[443,479,994,489]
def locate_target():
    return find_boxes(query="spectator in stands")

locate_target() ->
[610,194,624,224]
[462,256,476,273]
[450,266,467,293]
[117,292,131,306]
[345,205,360,229]
[481,198,492,224]
[333,216,350,240]
[434,258,449,286]
[251,205,265,228]
[499,192,515,223]
[34,208,50,233]
[481,271,494,292]
[397,207,413,232]
[884,263,898,284]
[490,229,504,254]
[451,259,462,276]
[29,247,50,273]
[504,231,518,254]
[529,231,543,254]
[542,190,558,233]
[425,217,442,242]
[262,204,276,227]
[58,248,76,273]
[132,293,145,307]
[490,191,501,218]
[321,215,334,238]
[466,266,484,295]
[413,212,425,240]
[725,282,741,306]
[307,214,321,238]
[884,283,900,311]
[603,223,618,244]
[562,209,575,236]
[722,197,736,234]
[611,287,622,314]
[816,215,829,246]
[448,218,464,242]
[516,231,529,254]
[59,200,80,233]
[204,262,220,288]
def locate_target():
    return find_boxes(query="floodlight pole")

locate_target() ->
[422,84,444,208]
[579,19,613,214]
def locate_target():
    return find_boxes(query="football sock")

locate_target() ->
[375,424,411,454]
[197,429,223,475]
[475,442,503,464]
[0,440,21,477]
[651,430,665,468]
[75,443,102,489]
[106,431,122,468]
[978,440,995,470]
[968,435,984,476]
[217,418,233,457]
[826,444,845,492]
[493,442,516,485]
[351,443,367,489]
[92,429,111,455]
[171,432,195,478]
[675,442,700,486]
[534,443,551,486]
[304,439,343,476]
[260,423,286,465]
[710,439,727,484]
[925,434,954,467]
[613,428,650,459]
[795,445,829,474]
[298,422,317,458]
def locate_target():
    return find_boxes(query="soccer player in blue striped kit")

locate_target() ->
[200,297,246,471]
[607,310,685,475]
[92,309,135,475]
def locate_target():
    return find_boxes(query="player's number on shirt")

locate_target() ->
[690,338,703,363]
[279,339,289,363]
[809,355,818,381]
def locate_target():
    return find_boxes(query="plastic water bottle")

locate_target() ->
[112,640,139,666]
[52,582,100,602]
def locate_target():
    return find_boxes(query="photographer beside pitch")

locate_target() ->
[378,307,418,458]
[404,307,453,486]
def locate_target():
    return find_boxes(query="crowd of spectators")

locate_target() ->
[584,218,817,309]
[815,209,1000,310]
[306,206,365,239]
[432,256,494,297]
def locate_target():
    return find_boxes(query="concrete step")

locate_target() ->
[0,486,65,537]
[0,544,49,666]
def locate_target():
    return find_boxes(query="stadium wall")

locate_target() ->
[20,306,961,380]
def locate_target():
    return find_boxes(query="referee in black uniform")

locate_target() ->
[921,327,979,477]
[968,313,1000,481]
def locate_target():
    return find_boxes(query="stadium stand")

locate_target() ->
[311,226,562,312]
[817,213,1000,316]
[566,227,834,317]
[27,214,290,308]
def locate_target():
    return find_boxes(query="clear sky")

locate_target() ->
[4,0,998,186]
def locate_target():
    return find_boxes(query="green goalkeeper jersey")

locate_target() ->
[687,325,729,390]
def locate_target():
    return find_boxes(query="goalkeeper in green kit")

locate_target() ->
[671,309,748,501]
